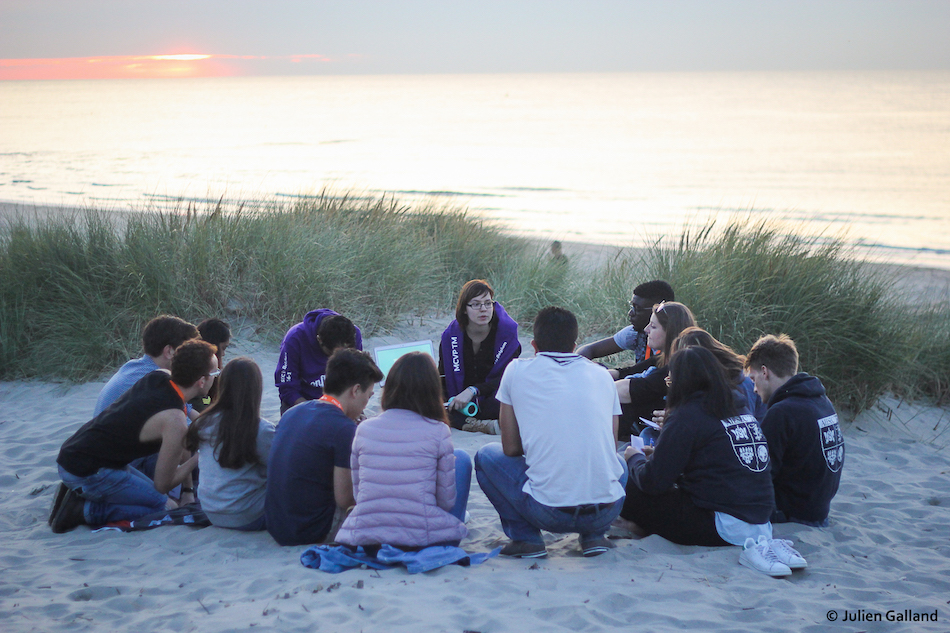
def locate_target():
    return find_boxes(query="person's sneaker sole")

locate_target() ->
[581,537,616,557]
[500,541,548,558]
[48,482,69,526]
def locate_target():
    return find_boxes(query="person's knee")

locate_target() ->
[474,442,505,472]
[454,449,473,475]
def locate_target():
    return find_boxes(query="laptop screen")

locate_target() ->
[372,340,435,385]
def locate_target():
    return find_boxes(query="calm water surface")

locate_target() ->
[1,72,948,266]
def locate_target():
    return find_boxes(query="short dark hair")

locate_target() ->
[745,334,799,378]
[381,352,448,424]
[323,348,383,396]
[170,339,217,388]
[197,318,231,347]
[533,306,578,353]
[666,346,737,420]
[633,280,675,303]
[142,315,199,357]
[317,315,357,351]
[455,279,495,327]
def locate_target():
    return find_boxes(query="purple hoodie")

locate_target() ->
[275,309,363,407]
[441,302,520,399]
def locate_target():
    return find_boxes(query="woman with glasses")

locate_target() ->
[185,357,275,531]
[439,279,521,434]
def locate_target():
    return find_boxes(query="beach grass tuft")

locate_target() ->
[2,198,948,414]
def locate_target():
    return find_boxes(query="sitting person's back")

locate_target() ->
[336,353,469,548]
[265,349,383,546]
[185,357,274,531]
[745,335,843,526]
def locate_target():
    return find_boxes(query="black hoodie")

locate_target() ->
[762,373,844,524]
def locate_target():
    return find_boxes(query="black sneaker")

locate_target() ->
[51,489,86,534]
[500,540,548,559]
[580,536,616,557]
[48,482,69,526]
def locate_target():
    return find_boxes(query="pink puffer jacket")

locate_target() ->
[335,408,467,547]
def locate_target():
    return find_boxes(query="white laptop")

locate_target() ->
[372,340,436,386]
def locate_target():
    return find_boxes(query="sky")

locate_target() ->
[1,0,949,80]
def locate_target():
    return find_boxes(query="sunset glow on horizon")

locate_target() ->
[0,53,331,80]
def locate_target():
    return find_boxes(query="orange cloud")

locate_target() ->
[0,53,331,80]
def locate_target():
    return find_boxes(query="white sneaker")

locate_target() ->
[768,538,807,570]
[739,537,792,577]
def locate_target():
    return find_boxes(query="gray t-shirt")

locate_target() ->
[198,415,276,528]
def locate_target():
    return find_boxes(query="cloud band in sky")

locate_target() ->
[0,53,332,80]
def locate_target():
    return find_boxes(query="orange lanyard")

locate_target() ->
[318,394,344,412]
[169,381,188,414]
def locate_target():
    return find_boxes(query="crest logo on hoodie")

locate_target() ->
[818,414,844,472]
[721,414,770,472]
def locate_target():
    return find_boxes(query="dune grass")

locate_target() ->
[1,197,948,414]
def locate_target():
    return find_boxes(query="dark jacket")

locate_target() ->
[628,392,775,524]
[762,373,843,524]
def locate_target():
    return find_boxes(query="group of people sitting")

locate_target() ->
[49,278,844,578]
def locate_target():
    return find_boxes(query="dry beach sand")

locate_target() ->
[2,314,950,633]
[2,201,950,631]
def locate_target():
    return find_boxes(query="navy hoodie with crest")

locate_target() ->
[762,373,843,525]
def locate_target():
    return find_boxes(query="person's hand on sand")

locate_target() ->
[615,379,631,404]
[651,409,667,428]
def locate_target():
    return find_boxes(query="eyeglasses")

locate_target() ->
[208,369,222,378]
[654,301,669,314]
[628,302,653,314]
[467,301,493,311]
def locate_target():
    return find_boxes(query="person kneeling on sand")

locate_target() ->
[184,357,275,532]
[275,309,363,415]
[50,340,216,533]
[619,346,806,577]
[335,352,470,549]
[265,349,383,546]
[745,334,844,527]
[475,306,627,558]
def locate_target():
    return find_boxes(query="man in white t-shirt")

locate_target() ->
[474,306,627,558]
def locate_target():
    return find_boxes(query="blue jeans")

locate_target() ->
[451,449,473,523]
[474,443,628,544]
[59,464,167,526]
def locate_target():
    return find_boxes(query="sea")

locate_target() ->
[2,71,949,268]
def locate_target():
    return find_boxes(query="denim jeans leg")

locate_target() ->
[59,464,167,525]
[450,449,473,522]
[474,443,544,544]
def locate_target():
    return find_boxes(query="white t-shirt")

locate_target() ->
[496,352,625,507]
